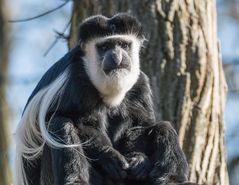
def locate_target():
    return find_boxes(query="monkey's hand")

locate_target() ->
[125,152,152,180]
[97,146,129,180]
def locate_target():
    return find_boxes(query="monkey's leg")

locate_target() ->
[41,116,90,185]
[118,122,189,185]
[116,126,154,184]
[147,122,189,184]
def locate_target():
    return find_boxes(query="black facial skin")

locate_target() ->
[96,38,132,74]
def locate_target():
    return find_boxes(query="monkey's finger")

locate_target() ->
[118,156,129,170]
[129,157,140,168]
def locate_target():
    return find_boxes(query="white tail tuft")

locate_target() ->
[14,69,80,185]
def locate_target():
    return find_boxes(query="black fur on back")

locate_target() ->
[23,46,85,112]
[78,13,144,43]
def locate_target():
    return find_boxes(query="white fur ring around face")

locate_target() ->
[83,34,141,107]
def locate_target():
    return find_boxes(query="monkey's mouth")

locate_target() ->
[103,62,130,75]
[104,67,130,75]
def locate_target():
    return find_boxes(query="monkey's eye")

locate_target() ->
[97,43,110,52]
[120,42,130,50]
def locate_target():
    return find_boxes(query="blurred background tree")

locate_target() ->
[0,0,11,184]
[68,1,228,185]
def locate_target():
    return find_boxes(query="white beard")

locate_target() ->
[100,68,138,106]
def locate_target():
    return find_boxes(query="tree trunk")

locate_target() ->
[68,0,229,184]
[0,0,11,184]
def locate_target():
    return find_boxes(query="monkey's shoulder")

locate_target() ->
[25,47,84,108]
[126,71,152,101]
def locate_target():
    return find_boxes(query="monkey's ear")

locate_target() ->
[77,39,85,49]
[140,36,148,47]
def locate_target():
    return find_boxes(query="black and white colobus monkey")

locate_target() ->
[15,13,190,185]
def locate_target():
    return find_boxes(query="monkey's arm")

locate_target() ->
[46,116,90,185]
[127,71,156,126]
[148,122,189,184]
[78,123,129,180]
[119,122,189,183]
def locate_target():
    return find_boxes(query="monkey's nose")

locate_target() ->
[111,50,122,66]
[102,50,123,74]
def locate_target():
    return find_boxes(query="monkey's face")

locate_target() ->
[97,37,132,75]
[82,34,141,106]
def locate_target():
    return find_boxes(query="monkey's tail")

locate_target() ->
[14,69,84,185]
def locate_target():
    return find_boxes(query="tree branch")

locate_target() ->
[44,17,72,56]
[9,0,71,23]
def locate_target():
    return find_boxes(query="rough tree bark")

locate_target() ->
[0,0,11,184]
[68,0,229,184]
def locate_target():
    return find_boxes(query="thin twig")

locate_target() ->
[44,17,72,56]
[9,1,71,23]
